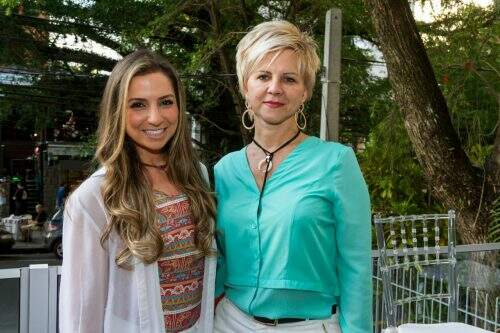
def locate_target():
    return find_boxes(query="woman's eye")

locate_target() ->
[257,74,269,80]
[160,99,174,107]
[130,101,146,109]
[284,76,296,83]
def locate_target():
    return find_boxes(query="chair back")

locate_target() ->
[374,210,458,328]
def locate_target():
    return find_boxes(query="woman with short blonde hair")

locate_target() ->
[235,20,320,99]
[60,49,217,333]
[214,21,372,333]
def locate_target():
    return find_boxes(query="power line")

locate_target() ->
[1,90,100,103]
[0,66,108,79]
[11,13,115,34]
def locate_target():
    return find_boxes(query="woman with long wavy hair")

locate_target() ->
[59,49,216,333]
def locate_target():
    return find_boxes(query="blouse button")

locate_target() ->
[250,224,257,229]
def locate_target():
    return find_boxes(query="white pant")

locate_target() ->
[214,298,342,333]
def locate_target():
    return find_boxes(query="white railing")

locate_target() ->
[0,265,60,333]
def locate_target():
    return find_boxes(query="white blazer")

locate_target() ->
[59,166,216,333]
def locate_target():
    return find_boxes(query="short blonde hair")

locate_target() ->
[236,20,321,99]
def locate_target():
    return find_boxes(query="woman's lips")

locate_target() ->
[263,101,284,108]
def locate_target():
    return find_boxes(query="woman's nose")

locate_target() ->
[267,78,283,95]
[147,105,163,125]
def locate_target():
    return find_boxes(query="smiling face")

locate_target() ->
[125,71,179,162]
[244,49,307,129]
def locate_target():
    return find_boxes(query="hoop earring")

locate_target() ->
[242,102,254,130]
[295,104,306,130]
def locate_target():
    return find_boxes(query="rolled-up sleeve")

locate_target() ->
[59,194,109,333]
[333,147,373,333]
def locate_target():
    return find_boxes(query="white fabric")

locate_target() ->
[384,323,493,333]
[214,297,342,333]
[59,166,216,333]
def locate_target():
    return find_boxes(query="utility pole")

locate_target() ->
[320,8,342,141]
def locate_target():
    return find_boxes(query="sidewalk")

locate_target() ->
[12,241,46,251]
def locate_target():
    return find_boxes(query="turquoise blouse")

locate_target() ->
[214,136,372,333]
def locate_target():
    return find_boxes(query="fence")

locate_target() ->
[0,244,498,333]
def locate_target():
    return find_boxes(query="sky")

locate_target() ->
[412,0,493,22]
[363,0,494,78]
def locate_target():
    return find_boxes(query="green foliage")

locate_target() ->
[0,0,19,14]
[360,82,444,216]
[421,4,499,167]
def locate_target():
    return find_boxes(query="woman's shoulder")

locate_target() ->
[305,136,352,157]
[71,168,105,197]
[214,147,244,172]
[66,168,106,217]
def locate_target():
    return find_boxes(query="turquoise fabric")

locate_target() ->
[214,136,372,333]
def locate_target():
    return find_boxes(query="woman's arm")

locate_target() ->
[59,192,109,333]
[333,147,373,333]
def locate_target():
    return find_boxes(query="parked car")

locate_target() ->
[0,227,15,251]
[44,208,63,259]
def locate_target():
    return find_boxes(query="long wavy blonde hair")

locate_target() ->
[96,49,215,268]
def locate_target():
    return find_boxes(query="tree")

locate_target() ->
[363,0,498,244]
[0,0,377,162]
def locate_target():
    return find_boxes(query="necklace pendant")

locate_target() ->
[257,158,273,173]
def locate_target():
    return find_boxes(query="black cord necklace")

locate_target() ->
[140,162,168,170]
[252,130,301,199]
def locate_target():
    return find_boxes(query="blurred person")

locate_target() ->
[20,203,47,241]
[12,183,27,215]
[59,50,217,333]
[0,185,7,217]
[55,182,67,209]
[214,21,372,333]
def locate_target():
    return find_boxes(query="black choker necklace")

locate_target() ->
[252,130,301,173]
[252,130,301,201]
[141,162,167,170]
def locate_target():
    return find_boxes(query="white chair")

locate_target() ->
[396,322,492,332]
[375,211,494,332]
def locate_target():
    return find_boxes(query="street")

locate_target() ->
[0,251,60,269]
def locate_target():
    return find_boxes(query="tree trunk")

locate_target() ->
[364,0,497,244]
[207,0,252,144]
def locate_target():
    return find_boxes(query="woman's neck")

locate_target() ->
[253,123,300,151]
[136,147,167,166]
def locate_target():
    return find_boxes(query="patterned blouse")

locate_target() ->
[155,192,205,333]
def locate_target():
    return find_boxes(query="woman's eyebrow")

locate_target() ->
[158,94,175,99]
[128,94,175,102]
[256,70,299,75]
[128,97,146,102]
